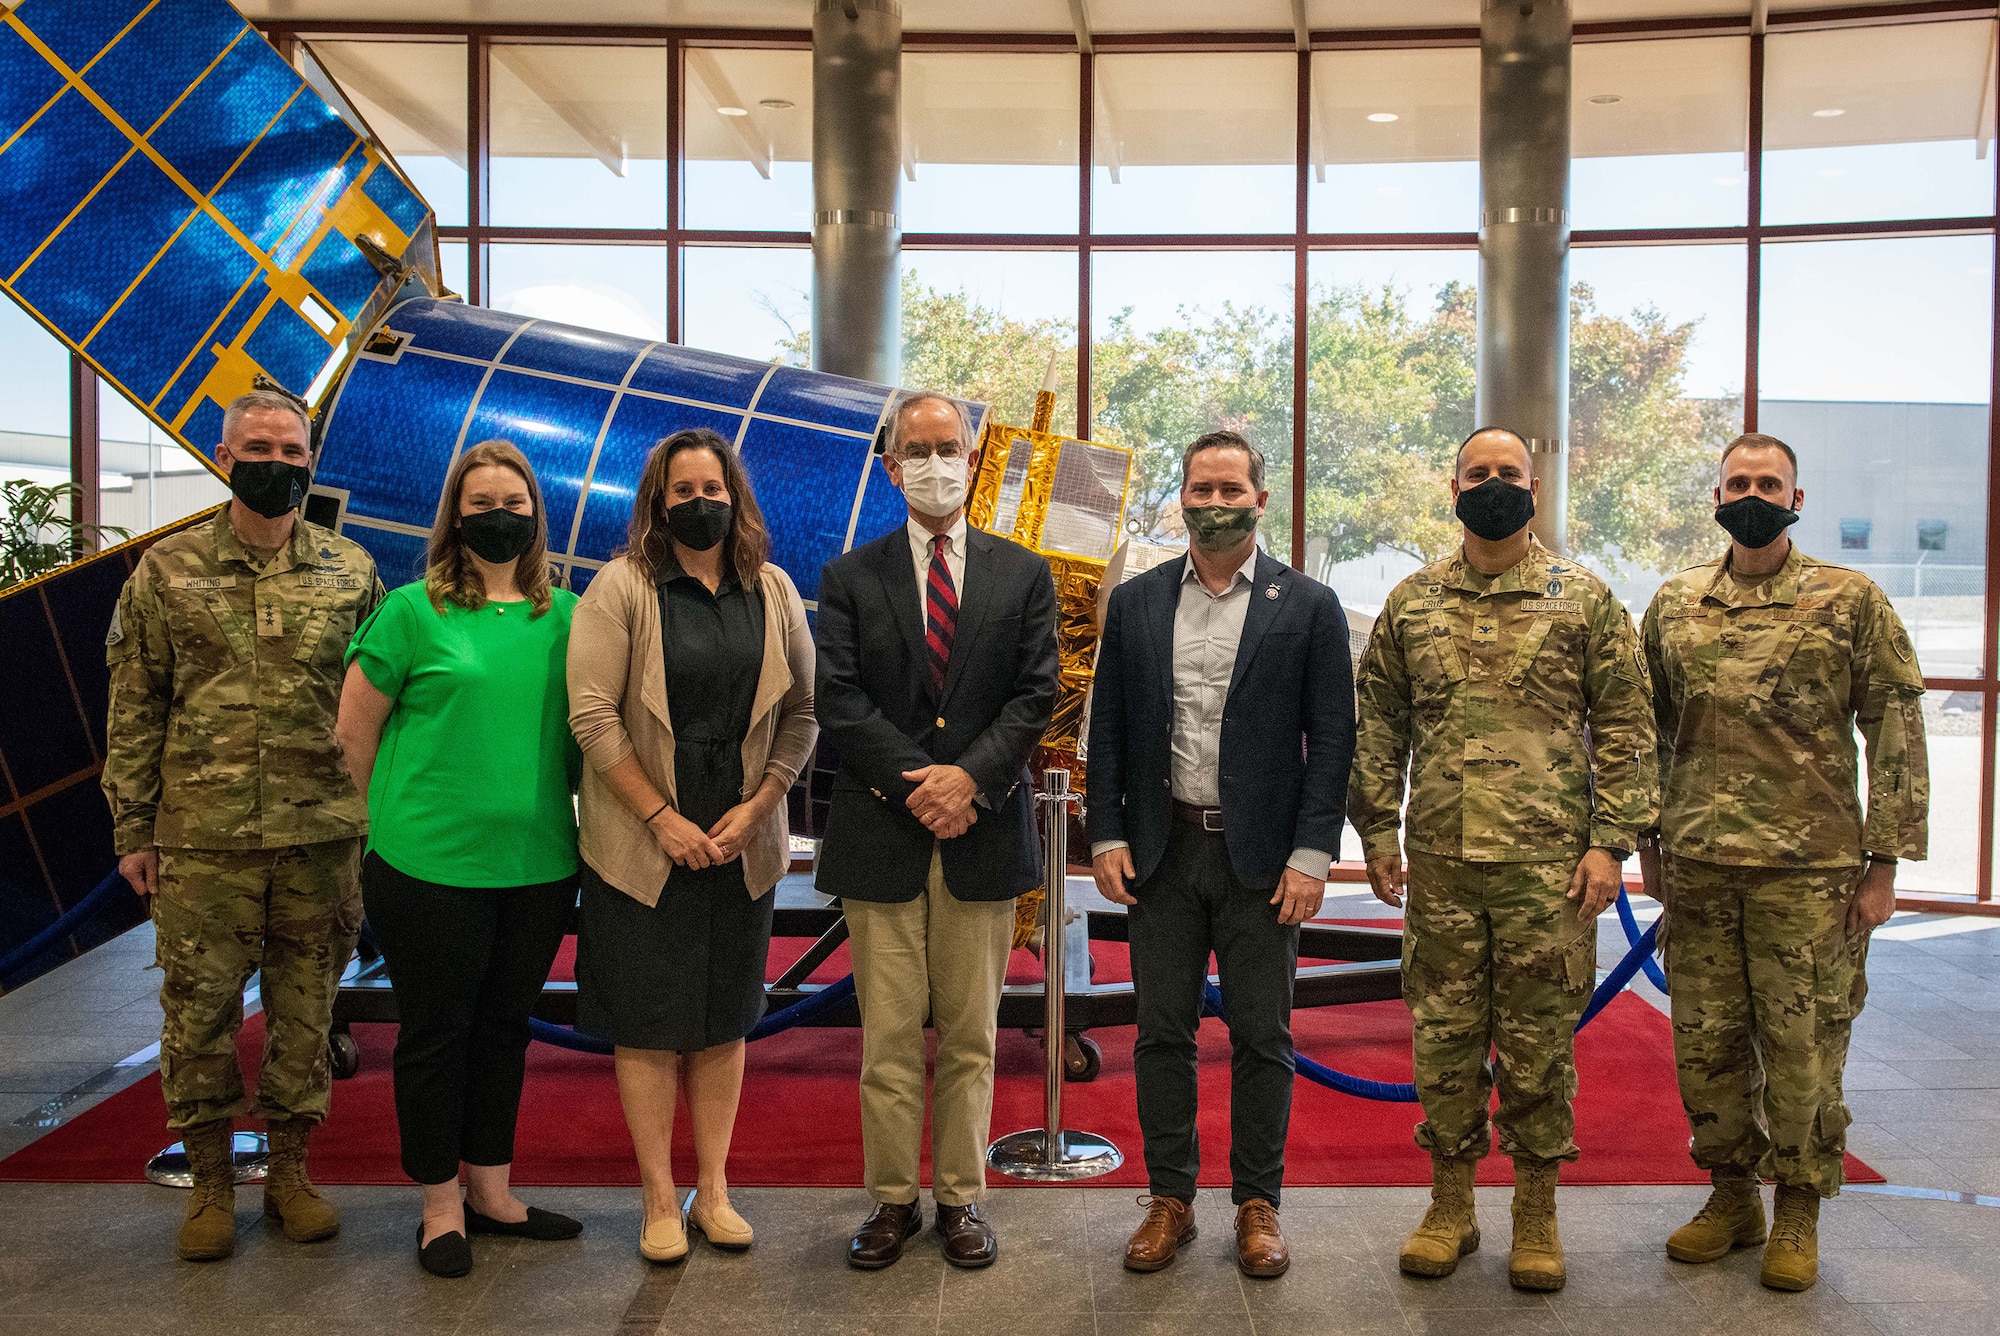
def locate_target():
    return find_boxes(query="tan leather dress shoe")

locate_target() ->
[1235,1199,1290,1278]
[687,1194,753,1250]
[640,1210,688,1263]
[1123,1195,1198,1272]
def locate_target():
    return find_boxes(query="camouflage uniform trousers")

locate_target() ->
[153,839,363,1131]
[1403,852,1599,1163]
[1662,854,1866,1197]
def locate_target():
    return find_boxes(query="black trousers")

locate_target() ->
[361,853,576,1186]
[1128,823,1300,1207]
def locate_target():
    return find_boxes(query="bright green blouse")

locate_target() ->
[347,582,580,887]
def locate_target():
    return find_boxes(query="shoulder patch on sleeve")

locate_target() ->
[105,603,123,647]
[1893,628,1913,662]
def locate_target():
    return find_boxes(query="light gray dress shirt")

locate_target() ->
[906,514,967,619]
[1092,548,1331,882]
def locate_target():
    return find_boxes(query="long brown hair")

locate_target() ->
[623,428,770,583]
[425,439,556,616]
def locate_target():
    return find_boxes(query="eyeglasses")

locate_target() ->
[897,442,965,462]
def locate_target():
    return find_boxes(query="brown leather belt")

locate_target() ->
[1171,799,1225,834]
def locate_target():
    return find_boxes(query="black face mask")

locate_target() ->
[666,496,732,552]
[1714,494,1799,550]
[460,507,537,564]
[227,459,311,519]
[1454,477,1536,542]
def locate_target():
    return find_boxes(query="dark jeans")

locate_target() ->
[361,853,576,1186]
[1128,823,1300,1207]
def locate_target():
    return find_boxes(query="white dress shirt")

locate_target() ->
[906,514,967,620]
[1092,547,1331,882]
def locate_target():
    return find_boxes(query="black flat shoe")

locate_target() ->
[418,1225,473,1278]
[465,1205,584,1241]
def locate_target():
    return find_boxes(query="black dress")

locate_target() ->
[576,560,771,1052]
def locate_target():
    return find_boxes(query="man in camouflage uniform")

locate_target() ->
[103,390,383,1261]
[1640,432,1926,1292]
[1350,427,1657,1293]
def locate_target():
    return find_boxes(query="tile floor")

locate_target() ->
[2,884,1998,1335]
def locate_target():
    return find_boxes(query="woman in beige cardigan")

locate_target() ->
[567,428,816,1264]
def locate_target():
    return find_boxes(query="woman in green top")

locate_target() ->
[335,439,583,1280]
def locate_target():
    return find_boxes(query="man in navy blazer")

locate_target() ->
[1087,430,1355,1279]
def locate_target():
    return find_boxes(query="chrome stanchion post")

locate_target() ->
[988,769,1122,1181]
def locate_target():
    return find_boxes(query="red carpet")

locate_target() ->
[0,931,1883,1189]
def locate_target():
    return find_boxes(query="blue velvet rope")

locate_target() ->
[1616,887,1671,993]
[0,870,129,985]
[1203,908,1665,1104]
[528,974,859,1055]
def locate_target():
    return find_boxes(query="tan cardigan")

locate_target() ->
[567,555,818,905]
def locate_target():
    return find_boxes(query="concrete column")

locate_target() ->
[1475,0,1571,552]
[811,0,901,385]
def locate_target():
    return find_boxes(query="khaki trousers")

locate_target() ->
[844,848,1014,1207]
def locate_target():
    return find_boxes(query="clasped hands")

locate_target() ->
[902,763,979,839]
[648,795,772,870]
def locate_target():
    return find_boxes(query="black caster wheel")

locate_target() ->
[328,1029,361,1080]
[1063,1033,1102,1083]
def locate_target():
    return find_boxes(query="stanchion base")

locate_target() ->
[987,1129,1123,1182]
[145,1132,268,1188]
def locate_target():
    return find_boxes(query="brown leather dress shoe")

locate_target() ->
[848,1201,922,1270]
[1124,1195,1198,1272]
[1235,1199,1290,1278]
[934,1203,997,1269]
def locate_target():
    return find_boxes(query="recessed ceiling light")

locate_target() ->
[1366,111,1399,123]
[1587,93,1622,105]
[759,98,794,110]
[717,105,749,116]
[1812,107,1845,117]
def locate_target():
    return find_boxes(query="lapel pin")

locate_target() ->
[1265,585,1280,599]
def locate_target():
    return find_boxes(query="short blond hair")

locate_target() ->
[221,389,309,444]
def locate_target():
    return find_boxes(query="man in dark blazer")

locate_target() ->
[815,391,1058,1271]
[1088,429,1355,1279]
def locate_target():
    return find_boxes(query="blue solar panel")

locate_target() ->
[758,364,891,437]
[345,527,429,592]
[146,33,293,196]
[317,299,988,610]
[0,0,431,457]
[0,91,126,278]
[13,151,192,341]
[0,25,64,143]
[9,0,147,74]
[89,211,257,403]
[85,1,246,137]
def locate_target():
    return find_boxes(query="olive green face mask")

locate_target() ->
[1182,504,1259,552]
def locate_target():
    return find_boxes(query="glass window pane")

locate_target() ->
[1092,251,1294,554]
[902,53,1078,235]
[1093,54,1295,235]
[1759,235,1993,677]
[1566,244,1747,602]
[1571,37,1749,229]
[98,383,228,536]
[683,49,813,233]
[1763,20,1998,225]
[1307,47,1478,234]
[438,242,469,298]
[0,305,76,551]
[491,45,667,230]
[901,250,1077,429]
[488,244,668,341]
[681,246,811,361]
[1904,689,1980,898]
[1303,250,1476,609]
[307,41,468,228]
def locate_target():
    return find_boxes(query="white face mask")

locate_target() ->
[898,453,969,518]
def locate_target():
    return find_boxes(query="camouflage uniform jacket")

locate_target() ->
[1350,536,1658,864]
[1641,545,1928,867]
[102,508,384,854]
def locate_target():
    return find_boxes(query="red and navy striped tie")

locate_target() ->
[925,534,957,695]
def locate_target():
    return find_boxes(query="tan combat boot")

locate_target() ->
[176,1120,237,1261]
[1507,1157,1566,1292]
[1666,1174,1766,1263]
[1759,1184,1821,1291]
[1398,1154,1480,1278]
[262,1119,341,1242]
